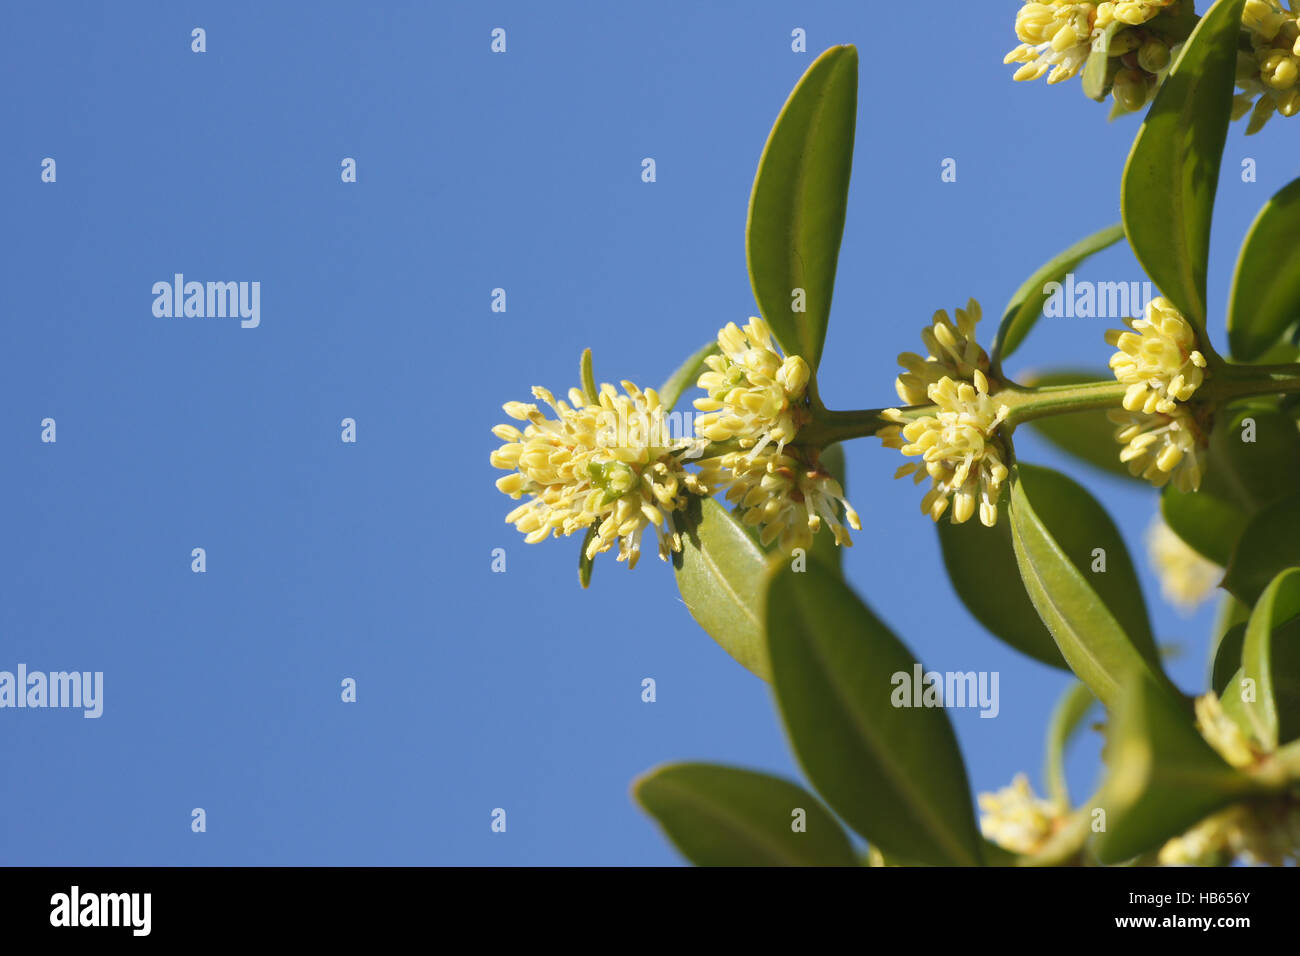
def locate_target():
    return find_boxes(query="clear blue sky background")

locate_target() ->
[1,1,1292,865]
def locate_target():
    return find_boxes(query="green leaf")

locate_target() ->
[1211,622,1246,696]
[632,762,857,867]
[658,340,717,412]
[746,45,857,371]
[1045,681,1098,810]
[1082,22,1122,102]
[1020,370,1141,480]
[991,223,1125,366]
[1120,0,1247,328]
[1222,493,1300,605]
[673,497,773,680]
[1162,406,1300,566]
[1008,464,1169,709]
[763,563,984,866]
[1094,674,1258,864]
[1229,177,1300,360]
[936,492,1069,670]
[1241,567,1300,749]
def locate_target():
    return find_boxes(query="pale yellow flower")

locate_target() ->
[1194,692,1259,770]
[694,317,810,457]
[697,446,860,552]
[1159,694,1300,866]
[1004,2,1097,84]
[894,299,989,406]
[1005,0,1176,111]
[1236,0,1300,133]
[491,378,707,568]
[1108,406,1205,492]
[885,371,1012,527]
[1106,297,1207,415]
[1146,517,1221,612]
[979,774,1063,856]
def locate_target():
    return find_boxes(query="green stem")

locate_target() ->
[801,363,1300,448]
[1200,362,1300,402]
[1000,381,1130,425]
[798,407,898,447]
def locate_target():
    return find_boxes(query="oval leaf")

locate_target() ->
[1163,406,1300,565]
[991,223,1125,366]
[936,494,1069,670]
[633,762,857,867]
[1008,464,1169,709]
[1120,0,1247,328]
[1095,674,1258,864]
[746,45,857,371]
[1222,492,1300,605]
[1241,567,1300,749]
[1228,177,1300,360]
[673,497,773,680]
[764,563,984,866]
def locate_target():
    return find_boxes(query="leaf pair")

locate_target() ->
[639,560,985,866]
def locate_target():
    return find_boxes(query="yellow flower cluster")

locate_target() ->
[1005,1,1179,112]
[694,317,810,456]
[979,774,1063,856]
[1108,408,1205,491]
[894,299,989,406]
[491,381,707,568]
[1159,694,1300,866]
[1159,801,1300,865]
[1105,297,1207,492]
[697,447,860,551]
[1145,516,1221,611]
[883,371,1012,527]
[1005,2,1097,84]
[1106,297,1207,414]
[694,317,860,551]
[492,317,864,572]
[1235,0,1300,133]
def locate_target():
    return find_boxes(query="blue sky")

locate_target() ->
[1,1,1292,865]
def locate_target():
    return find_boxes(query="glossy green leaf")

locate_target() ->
[633,762,857,867]
[1095,674,1258,863]
[936,492,1068,670]
[1211,622,1246,696]
[1222,493,1300,605]
[1241,568,1300,748]
[764,563,983,866]
[746,45,857,371]
[673,497,773,680]
[1229,177,1300,360]
[1008,464,1169,709]
[1120,0,1246,328]
[1045,681,1098,810]
[1162,406,1300,566]
[992,223,1125,366]
[1020,370,1141,480]
[658,340,718,412]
